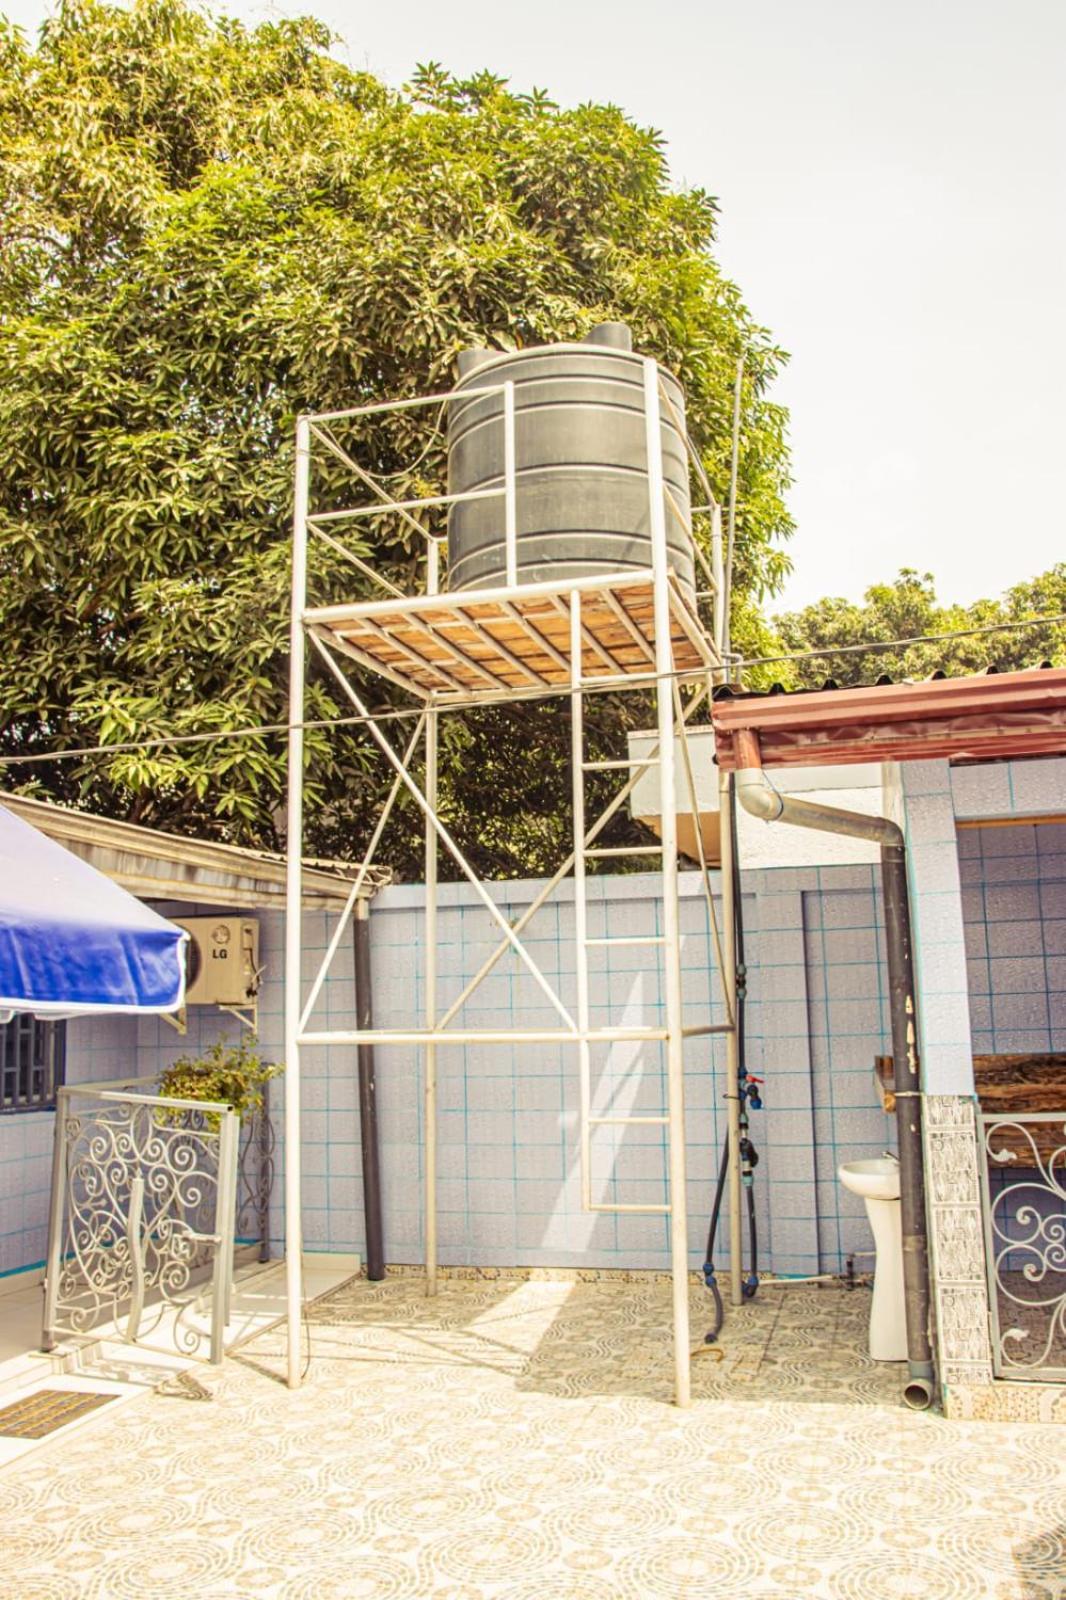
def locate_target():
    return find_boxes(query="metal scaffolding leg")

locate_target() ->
[570,597,594,1215]
[284,415,310,1389]
[644,359,691,1407]
[425,546,440,1297]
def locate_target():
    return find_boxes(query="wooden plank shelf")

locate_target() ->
[876,1053,1066,1164]
[304,570,715,702]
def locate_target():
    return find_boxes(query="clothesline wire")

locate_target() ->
[0,608,1063,770]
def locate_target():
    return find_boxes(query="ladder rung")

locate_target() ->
[582,757,659,771]
[583,845,663,859]
[588,1201,671,1215]
[589,1115,669,1126]
[585,935,666,947]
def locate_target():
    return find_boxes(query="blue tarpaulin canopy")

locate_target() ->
[0,803,187,1016]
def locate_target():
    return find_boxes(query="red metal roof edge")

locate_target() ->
[711,665,1066,771]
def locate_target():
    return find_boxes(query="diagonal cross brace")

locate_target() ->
[309,631,579,1033]
[299,708,428,1034]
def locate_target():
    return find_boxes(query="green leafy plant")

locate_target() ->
[774,564,1066,690]
[158,1035,282,1126]
[0,0,793,879]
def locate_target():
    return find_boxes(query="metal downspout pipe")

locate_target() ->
[731,729,936,1410]
[353,898,385,1282]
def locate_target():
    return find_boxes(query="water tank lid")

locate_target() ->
[586,322,633,352]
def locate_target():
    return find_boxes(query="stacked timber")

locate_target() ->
[874,1053,1066,1166]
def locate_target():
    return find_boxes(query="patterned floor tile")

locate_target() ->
[0,1276,1063,1599]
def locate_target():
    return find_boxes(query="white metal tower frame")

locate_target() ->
[284,358,740,1406]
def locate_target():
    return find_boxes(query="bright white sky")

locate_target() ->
[6,0,1065,611]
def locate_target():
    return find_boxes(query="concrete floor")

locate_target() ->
[1,1272,1064,1598]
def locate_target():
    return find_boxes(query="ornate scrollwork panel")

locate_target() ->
[980,1113,1066,1381]
[48,1088,237,1360]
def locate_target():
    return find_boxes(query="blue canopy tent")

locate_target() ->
[0,803,187,1016]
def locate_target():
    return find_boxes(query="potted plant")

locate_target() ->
[158,1035,282,1129]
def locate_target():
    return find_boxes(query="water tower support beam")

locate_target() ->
[644,357,692,1408]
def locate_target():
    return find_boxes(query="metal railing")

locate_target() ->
[303,381,516,602]
[41,1073,273,1364]
[979,1111,1066,1381]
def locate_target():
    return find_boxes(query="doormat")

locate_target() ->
[0,1388,116,1439]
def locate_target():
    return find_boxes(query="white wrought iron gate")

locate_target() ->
[42,1076,241,1363]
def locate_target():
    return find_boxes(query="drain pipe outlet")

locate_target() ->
[732,730,936,1409]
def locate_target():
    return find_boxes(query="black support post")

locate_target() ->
[353,898,385,1281]
[881,842,936,1408]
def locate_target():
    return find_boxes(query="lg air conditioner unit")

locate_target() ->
[171,917,260,1008]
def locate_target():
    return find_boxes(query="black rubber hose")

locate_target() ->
[745,1175,758,1298]
[702,1141,728,1342]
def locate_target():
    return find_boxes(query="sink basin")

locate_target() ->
[839,1157,900,1201]
[838,1156,905,1361]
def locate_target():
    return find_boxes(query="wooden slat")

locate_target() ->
[314,578,709,698]
[876,1053,1066,1163]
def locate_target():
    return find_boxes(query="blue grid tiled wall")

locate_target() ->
[958,821,1066,1055]
[2,871,901,1281]
[801,883,894,1271]
[349,865,893,1279]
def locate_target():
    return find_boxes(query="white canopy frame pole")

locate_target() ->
[284,414,311,1389]
[570,593,593,1213]
[424,540,441,1297]
[644,357,691,1409]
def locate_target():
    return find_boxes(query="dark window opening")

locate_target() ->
[0,1015,67,1112]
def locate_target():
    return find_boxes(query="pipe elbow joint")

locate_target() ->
[735,769,784,823]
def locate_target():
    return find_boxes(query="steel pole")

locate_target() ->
[570,594,593,1212]
[354,897,385,1281]
[424,541,440,1297]
[283,414,310,1388]
[41,1089,69,1352]
[882,843,936,1409]
[644,357,691,1408]
[724,357,743,660]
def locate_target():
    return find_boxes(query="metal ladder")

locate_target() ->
[569,597,678,1217]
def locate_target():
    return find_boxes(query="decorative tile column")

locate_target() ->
[923,1094,993,1390]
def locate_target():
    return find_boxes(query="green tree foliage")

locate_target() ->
[0,0,792,877]
[773,566,1066,689]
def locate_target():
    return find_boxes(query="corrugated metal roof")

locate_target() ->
[0,794,390,909]
[712,663,1066,770]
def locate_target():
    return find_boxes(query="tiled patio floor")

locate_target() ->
[2,1273,1064,1598]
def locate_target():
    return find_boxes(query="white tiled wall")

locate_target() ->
[2,869,903,1282]
[958,820,1066,1054]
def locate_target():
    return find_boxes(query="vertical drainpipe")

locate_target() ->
[731,728,936,1409]
[353,897,385,1281]
[880,843,936,1407]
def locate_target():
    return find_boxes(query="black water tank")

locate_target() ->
[445,325,696,604]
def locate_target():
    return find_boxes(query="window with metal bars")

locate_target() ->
[0,1015,66,1113]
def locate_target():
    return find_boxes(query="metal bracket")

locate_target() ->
[219,1001,258,1033]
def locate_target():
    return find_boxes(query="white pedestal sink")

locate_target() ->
[838,1157,907,1362]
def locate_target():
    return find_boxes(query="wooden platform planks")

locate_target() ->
[307,577,712,700]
